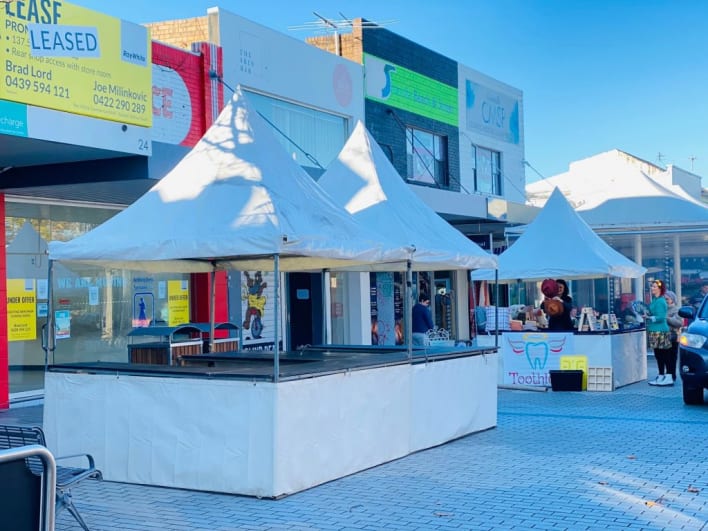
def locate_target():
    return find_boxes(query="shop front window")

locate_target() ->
[49,268,191,364]
[245,90,348,179]
[6,205,192,395]
[406,127,448,187]
[433,272,456,336]
[471,144,502,195]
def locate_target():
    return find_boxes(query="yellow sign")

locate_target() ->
[1,0,152,126]
[560,355,588,390]
[167,280,189,327]
[7,278,37,341]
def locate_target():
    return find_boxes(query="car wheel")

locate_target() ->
[682,386,705,405]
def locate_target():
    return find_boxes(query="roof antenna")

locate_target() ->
[688,155,696,171]
[289,13,397,55]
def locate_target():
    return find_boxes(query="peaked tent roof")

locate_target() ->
[526,151,708,229]
[317,121,497,271]
[471,188,646,282]
[48,88,410,273]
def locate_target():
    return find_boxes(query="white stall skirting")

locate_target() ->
[43,353,497,498]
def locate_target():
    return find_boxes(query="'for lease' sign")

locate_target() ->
[1,0,152,127]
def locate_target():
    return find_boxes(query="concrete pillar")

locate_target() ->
[348,272,371,344]
[633,235,643,302]
[673,235,682,303]
[454,270,470,341]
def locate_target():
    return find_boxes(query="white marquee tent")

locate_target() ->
[48,88,410,274]
[318,120,497,271]
[47,87,413,369]
[471,187,646,282]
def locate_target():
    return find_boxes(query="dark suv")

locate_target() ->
[678,295,708,405]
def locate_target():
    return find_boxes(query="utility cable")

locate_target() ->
[209,72,325,170]
[386,108,445,190]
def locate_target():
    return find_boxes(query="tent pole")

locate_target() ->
[232,271,243,353]
[209,266,216,353]
[45,259,55,368]
[470,272,478,342]
[494,268,499,349]
[405,260,413,360]
[607,276,612,335]
[273,255,280,382]
[322,269,329,345]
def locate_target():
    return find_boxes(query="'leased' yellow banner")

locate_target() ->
[1,0,152,127]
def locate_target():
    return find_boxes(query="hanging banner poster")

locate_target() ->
[55,309,71,339]
[1,1,152,126]
[132,292,153,328]
[375,272,396,346]
[167,280,189,326]
[240,271,277,351]
[7,279,37,341]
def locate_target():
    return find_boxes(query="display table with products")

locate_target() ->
[476,327,646,390]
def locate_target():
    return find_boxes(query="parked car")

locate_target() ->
[677,295,708,405]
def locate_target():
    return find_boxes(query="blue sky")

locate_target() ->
[72,1,708,186]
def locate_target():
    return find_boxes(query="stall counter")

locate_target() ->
[476,328,646,390]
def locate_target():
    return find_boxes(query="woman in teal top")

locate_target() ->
[646,279,673,387]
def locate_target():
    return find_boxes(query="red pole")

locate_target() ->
[0,194,9,409]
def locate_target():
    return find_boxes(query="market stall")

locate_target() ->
[43,88,498,498]
[472,188,647,390]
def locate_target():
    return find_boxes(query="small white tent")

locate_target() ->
[48,88,410,273]
[318,121,497,271]
[471,188,646,281]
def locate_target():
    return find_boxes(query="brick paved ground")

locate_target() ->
[3,360,707,531]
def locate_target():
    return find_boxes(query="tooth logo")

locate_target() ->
[507,334,567,370]
[525,342,548,369]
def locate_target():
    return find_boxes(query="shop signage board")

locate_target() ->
[363,53,458,126]
[1,0,152,127]
[502,331,575,386]
[464,78,521,145]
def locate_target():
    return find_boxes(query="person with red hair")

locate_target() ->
[646,279,672,386]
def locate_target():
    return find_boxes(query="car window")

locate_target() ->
[700,296,708,319]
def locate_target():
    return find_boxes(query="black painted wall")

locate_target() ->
[362,26,461,192]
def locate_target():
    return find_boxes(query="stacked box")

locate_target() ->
[587,367,613,391]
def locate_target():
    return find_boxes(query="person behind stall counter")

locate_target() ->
[535,279,573,332]
[552,279,575,331]
[412,294,434,346]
